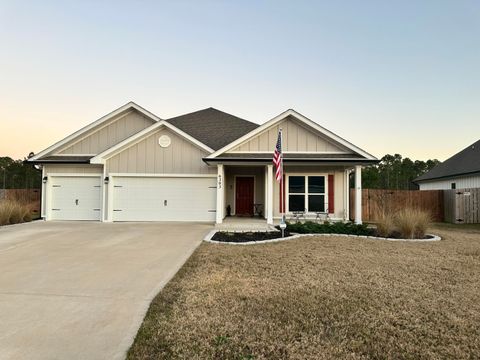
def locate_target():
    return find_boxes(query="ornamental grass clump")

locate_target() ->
[375,212,396,238]
[0,200,33,226]
[394,208,432,239]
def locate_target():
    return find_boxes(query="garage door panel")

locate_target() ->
[50,177,101,221]
[112,177,216,222]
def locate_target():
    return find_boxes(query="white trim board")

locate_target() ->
[227,150,352,154]
[207,109,377,160]
[90,121,214,164]
[49,154,97,157]
[107,173,216,178]
[29,102,160,161]
[285,173,329,214]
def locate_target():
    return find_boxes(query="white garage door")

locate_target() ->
[112,176,216,222]
[50,176,102,220]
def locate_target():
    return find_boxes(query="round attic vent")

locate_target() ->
[158,135,171,148]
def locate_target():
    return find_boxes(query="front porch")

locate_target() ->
[214,163,364,226]
[215,216,276,232]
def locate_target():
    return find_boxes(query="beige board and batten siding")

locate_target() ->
[229,116,350,153]
[419,175,480,190]
[58,110,154,155]
[44,164,103,174]
[106,128,215,175]
[273,166,346,220]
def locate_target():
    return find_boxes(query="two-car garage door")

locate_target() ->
[111,177,217,222]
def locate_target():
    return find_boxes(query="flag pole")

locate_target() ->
[279,128,286,237]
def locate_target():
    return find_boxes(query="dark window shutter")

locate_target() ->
[328,174,334,214]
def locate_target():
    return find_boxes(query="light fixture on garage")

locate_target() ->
[42,176,48,184]
[104,176,109,184]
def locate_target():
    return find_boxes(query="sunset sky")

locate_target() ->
[1,1,479,161]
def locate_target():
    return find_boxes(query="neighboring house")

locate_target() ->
[415,140,480,190]
[28,102,377,224]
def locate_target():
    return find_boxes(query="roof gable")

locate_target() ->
[415,140,480,182]
[105,127,213,174]
[207,109,377,160]
[29,102,159,161]
[165,108,259,150]
[228,115,350,153]
[90,120,214,164]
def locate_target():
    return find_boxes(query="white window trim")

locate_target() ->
[286,174,328,214]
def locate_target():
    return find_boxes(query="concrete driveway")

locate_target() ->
[0,221,210,360]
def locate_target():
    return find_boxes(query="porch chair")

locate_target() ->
[291,210,306,223]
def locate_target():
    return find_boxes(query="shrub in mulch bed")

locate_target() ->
[211,221,435,243]
[211,231,291,243]
[285,221,374,236]
[285,221,434,239]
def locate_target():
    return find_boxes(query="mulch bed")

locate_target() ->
[211,230,434,243]
[211,231,291,243]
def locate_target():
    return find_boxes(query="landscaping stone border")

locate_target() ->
[203,230,441,245]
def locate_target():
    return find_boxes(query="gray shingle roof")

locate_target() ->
[165,107,259,150]
[415,139,480,182]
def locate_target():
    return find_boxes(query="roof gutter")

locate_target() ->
[203,158,379,165]
[26,160,91,165]
[414,170,480,183]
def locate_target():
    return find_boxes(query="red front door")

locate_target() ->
[235,177,254,216]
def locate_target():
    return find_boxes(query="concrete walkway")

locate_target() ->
[0,221,210,360]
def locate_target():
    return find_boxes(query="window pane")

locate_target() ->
[289,176,305,193]
[308,195,325,212]
[308,176,325,193]
[289,195,305,212]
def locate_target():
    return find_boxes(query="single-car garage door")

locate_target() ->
[112,176,216,222]
[50,176,102,220]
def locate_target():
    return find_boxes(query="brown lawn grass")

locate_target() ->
[128,224,480,359]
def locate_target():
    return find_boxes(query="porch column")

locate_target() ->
[344,169,350,221]
[40,165,46,219]
[267,164,274,225]
[355,165,362,224]
[216,164,225,224]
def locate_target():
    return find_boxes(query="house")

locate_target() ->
[28,102,378,225]
[415,140,480,190]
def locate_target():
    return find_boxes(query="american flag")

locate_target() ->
[273,130,282,182]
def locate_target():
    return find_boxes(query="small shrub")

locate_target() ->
[376,212,395,237]
[394,208,431,239]
[284,221,373,236]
